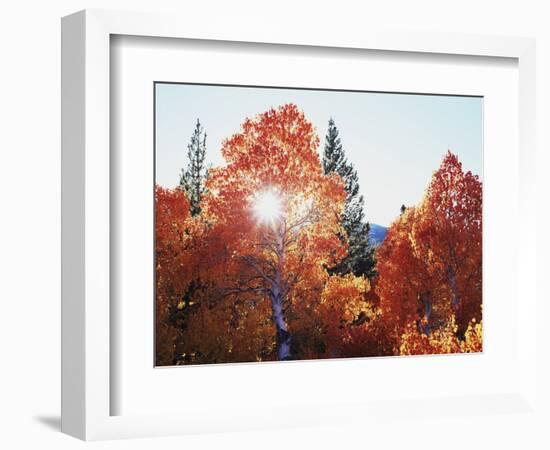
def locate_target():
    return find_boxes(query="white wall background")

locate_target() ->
[0,1,548,448]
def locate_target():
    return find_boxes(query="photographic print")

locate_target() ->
[154,83,483,366]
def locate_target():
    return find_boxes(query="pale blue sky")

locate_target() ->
[155,83,482,226]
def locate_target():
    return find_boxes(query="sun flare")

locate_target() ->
[252,188,283,225]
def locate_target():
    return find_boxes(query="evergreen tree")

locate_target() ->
[179,119,208,216]
[322,118,376,278]
[400,204,407,215]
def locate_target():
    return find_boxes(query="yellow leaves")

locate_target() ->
[398,315,482,356]
[399,322,458,356]
[176,299,276,365]
[321,274,370,306]
[320,274,375,340]
[461,319,483,353]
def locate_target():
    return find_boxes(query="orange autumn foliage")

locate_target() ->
[154,106,483,364]
[203,104,347,274]
[317,274,397,358]
[155,186,192,365]
[377,206,434,329]
[414,151,482,334]
[200,104,348,360]
[377,151,483,354]
[399,317,483,355]
[319,275,372,353]
[178,298,276,364]
[399,316,462,355]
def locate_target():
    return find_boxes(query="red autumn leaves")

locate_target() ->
[377,151,482,354]
[155,104,483,365]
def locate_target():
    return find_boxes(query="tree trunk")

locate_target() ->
[447,266,459,308]
[270,227,291,360]
[420,292,432,335]
[271,288,291,360]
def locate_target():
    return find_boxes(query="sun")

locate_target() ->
[252,188,283,225]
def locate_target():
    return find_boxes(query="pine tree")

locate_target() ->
[179,119,208,216]
[322,118,376,278]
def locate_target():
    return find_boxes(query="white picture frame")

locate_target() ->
[61,9,537,441]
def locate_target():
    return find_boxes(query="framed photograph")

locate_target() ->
[61,9,538,441]
[153,82,483,367]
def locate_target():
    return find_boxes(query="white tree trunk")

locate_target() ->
[271,288,291,360]
[270,225,291,360]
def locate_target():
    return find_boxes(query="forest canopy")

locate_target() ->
[155,103,482,366]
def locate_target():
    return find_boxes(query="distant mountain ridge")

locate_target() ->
[368,223,387,246]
